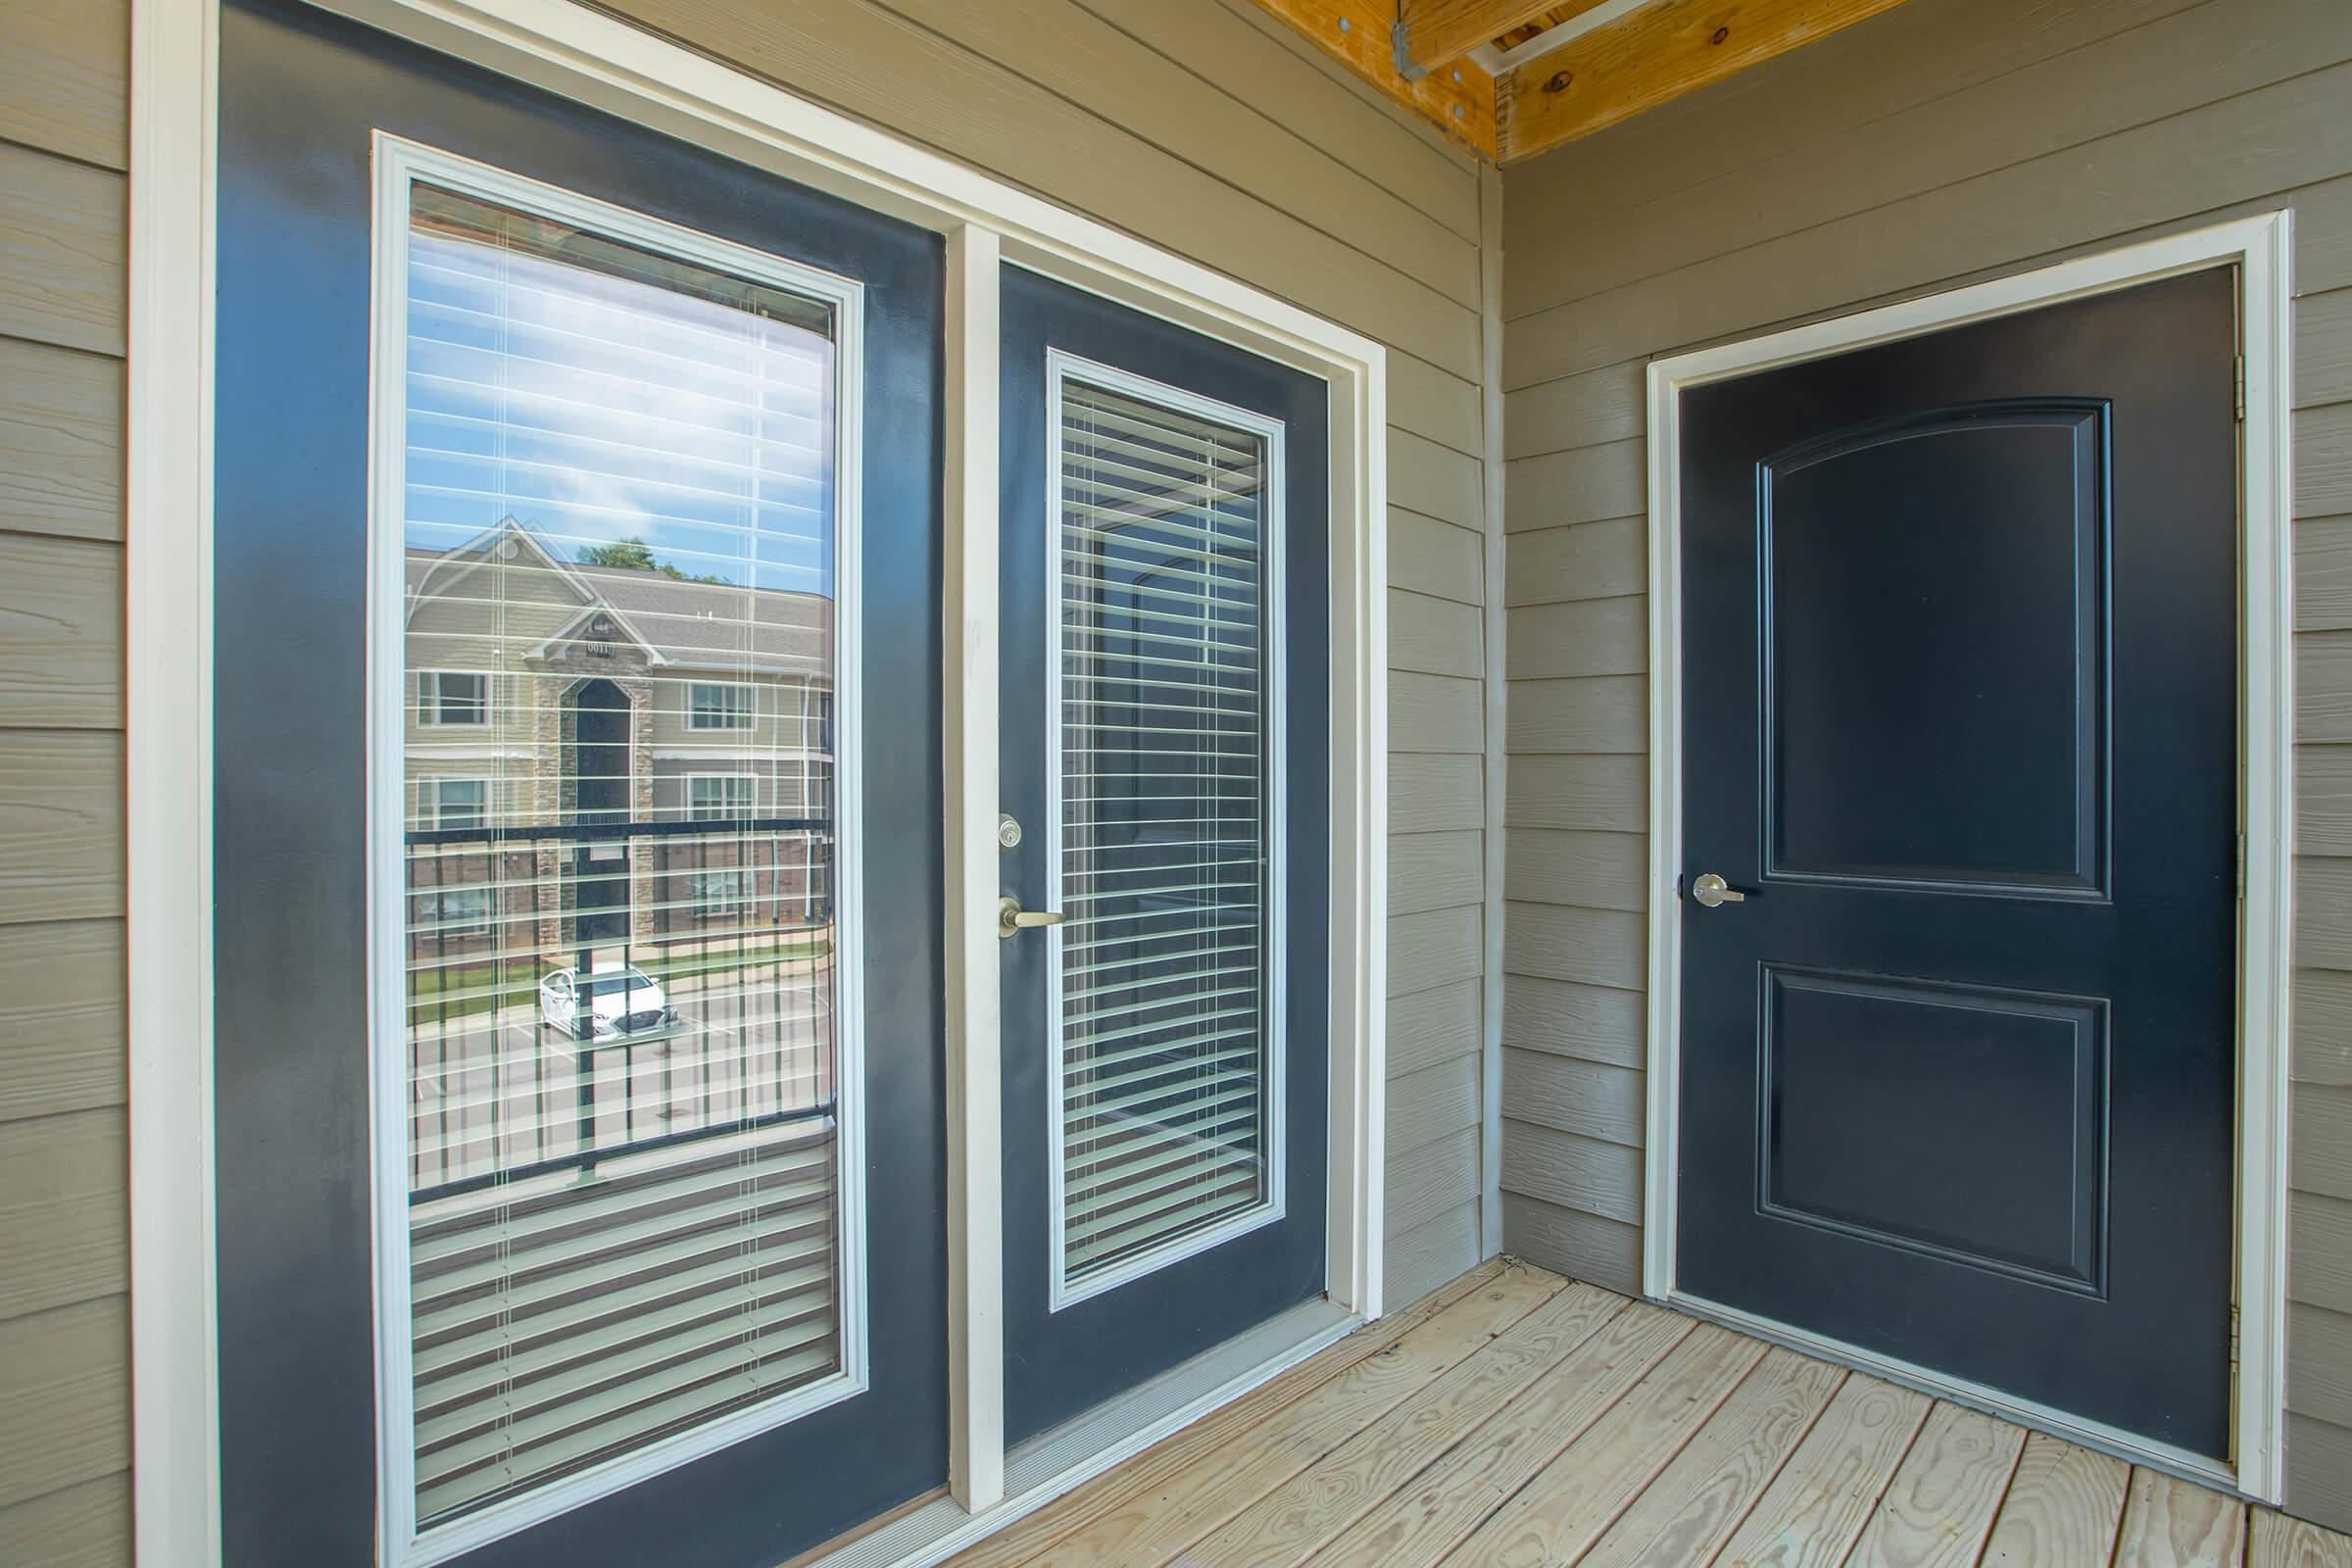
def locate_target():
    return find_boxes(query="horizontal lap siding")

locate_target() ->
[603,0,1502,1307]
[0,0,129,1559]
[1495,0,2352,1530]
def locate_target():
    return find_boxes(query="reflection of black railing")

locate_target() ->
[404,811,839,1203]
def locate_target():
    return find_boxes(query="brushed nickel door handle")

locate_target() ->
[1690,872,1746,908]
[998,896,1067,938]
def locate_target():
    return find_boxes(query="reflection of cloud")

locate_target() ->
[407,228,838,594]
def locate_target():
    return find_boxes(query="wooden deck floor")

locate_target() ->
[946,1259,2352,1568]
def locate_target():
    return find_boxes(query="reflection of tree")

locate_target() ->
[576,532,733,585]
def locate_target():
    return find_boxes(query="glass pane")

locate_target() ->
[1054,373,1275,1293]
[397,181,844,1526]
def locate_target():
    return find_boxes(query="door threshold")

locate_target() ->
[802,1297,1360,1568]
[1666,1291,2242,1496]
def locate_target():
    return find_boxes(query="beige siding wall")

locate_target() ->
[593,0,1506,1309]
[1496,0,2352,1529]
[0,0,129,1562]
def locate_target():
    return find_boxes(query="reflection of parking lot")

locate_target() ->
[407,946,837,1195]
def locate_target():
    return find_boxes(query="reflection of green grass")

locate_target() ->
[407,937,833,1025]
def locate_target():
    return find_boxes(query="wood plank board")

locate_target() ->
[1705,1372,1933,1568]
[1978,1433,2131,1568]
[2253,1507,2352,1568]
[2112,1467,2249,1568]
[1301,1300,1692,1566]
[1496,0,1918,162]
[996,1266,1565,1566]
[1438,1323,1768,1564]
[1843,1401,2026,1568]
[1184,1282,1628,1566]
[1399,0,1613,74]
[1575,1347,1847,1568]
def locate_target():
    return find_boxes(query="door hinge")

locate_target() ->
[2236,832,2247,899]
[2230,1300,2241,1367]
[2234,354,2247,421]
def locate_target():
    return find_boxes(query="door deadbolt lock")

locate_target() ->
[1690,872,1746,908]
[998,813,1022,849]
[998,896,1066,938]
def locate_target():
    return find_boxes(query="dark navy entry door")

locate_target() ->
[213,4,947,1564]
[996,270,1331,1444]
[1675,269,2241,1459]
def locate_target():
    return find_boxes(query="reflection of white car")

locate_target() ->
[539,965,678,1041]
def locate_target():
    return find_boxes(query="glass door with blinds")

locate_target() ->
[997,269,1331,1444]
[212,6,947,1565]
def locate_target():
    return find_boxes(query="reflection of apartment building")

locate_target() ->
[404,516,833,960]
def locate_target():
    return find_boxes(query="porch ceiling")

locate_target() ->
[1244,0,1917,164]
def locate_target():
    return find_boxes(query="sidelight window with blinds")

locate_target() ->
[1047,354,1287,1309]
[370,141,865,1560]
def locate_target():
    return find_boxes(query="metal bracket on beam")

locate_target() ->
[1392,20,1431,80]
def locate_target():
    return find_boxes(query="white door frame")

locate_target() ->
[1642,214,2294,1501]
[124,0,1390,1559]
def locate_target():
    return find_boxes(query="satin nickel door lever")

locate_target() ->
[1690,873,1746,908]
[998,896,1067,938]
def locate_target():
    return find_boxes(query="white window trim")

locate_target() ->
[365,134,872,1566]
[1042,351,1289,1313]
[418,772,491,830]
[1642,213,2294,1503]
[128,0,1388,1557]
[415,665,492,726]
[689,866,755,918]
[686,677,757,731]
[684,768,759,820]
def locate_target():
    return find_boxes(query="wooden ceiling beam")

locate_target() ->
[1248,0,1498,159]
[1497,0,1914,161]
[1396,0,1616,75]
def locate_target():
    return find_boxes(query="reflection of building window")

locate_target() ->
[422,776,489,831]
[691,869,752,918]
[418,670,490,726]
[417,886,493,937]
[688,681,754,731]
[687,773,756,820]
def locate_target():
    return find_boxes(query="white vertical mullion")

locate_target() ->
[942,222,1005,1513]
[128,0,224,1562]
[1330,348,1389,1323]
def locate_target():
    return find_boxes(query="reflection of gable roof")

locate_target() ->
[405,516,832,678]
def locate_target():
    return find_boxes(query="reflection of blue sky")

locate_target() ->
[404,224,835,594]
